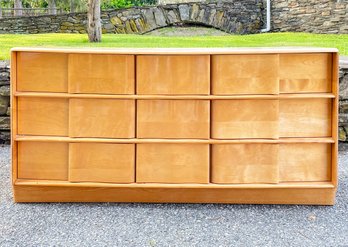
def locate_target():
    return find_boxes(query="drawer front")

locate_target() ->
[137,100,210,138]
[212,55,279,95]
[18,142,68,180]
[136,144,209,183]
[212,144,279,184]
[279,98,332,137]
[17,52,68,92]
[68,54,135,94]
[69,143,135,183]
[69,99,135,138]
[136,55,210,95]
[17,97,69,136]
[212,99,279,139]
[212,143,331,184]
[279,53,332,93]
[279,143,331,182]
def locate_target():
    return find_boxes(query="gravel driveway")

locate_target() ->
[1,144,348,246]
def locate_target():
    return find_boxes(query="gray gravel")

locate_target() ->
[1,144,348,247]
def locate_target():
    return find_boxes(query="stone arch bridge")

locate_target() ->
[0,1,263,34]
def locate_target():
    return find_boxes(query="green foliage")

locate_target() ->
[101,0,157,9]
[0,0,87,12]
[22,0,48,8]
[101,0,132,10]
[0,0,156,11]
[0,0,13,8]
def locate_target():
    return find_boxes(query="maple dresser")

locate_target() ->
[11,47,338,204]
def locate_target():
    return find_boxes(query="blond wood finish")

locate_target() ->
[331,53,339,186]
[68,54,135,94]
[137,100,210,138]
[136,55,210,95]
[279,98,332,137]
[69,99,135,138]
[14,92,336,99]
[11,52,18,183]
[212,55,279,95]
[11,47,339,55]
[17,97,69,136]
[136,144,209,183]
[11,48,338,205]
[13,184,336,205]
[212,144,279,184]
[18,142,68,180]
[212,99,279,139]
[14,136,335,144]
[17,52,68,92]
[279,53,332,93]
[69,143,135,183]
[14,179,334,188]
[279,143,331,182]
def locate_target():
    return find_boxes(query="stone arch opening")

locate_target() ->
[142,22,229,36]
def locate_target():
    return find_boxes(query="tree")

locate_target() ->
[47,0,56,14]
[70,0,76,12]
[14,0,23,16]
[87,0,101,42]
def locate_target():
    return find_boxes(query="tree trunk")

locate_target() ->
[70,0,76,13]
[87,0,102,42]
[48,0,57,15]
[14,0,23,16]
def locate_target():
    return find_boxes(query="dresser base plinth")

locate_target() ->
[13,184,336,205]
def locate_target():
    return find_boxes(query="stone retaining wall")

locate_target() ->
[339,65,348,141]
[0,61,10,144]
[0,1,263,35]
[1,60,348,144]
[272,0,348,34]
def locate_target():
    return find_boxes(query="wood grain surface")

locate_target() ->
[136,55,210,95]
[136,144,209,183]
[69,143,135,183]
[212,144,279,184]
[279,53,332,93]
[68,54,135,94]
[17,52,68,92]
[18,141,68,180]
[69,98,135,138]
[137,100,210,138]
[17,97,69,136]
[212,99,279,139]
[212,54,279,95]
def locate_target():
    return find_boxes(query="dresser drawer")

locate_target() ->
[69,99,135,138]
[136,144,209,183]
[69,143,135,183]
[17,52,68,92]
[212,144,279,184]
[68,54,135,94]
[136,55,210,95]
[279,98,332,137]
[279,53,332,93]
[18,142,68,180]
[17,97,69,136]
[137,100,210,138]
[212,54,279,95]
[211,99,279,139]
[279,143,331,182]
[211,143,331,184]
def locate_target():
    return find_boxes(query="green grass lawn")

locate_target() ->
[0,32,348,60]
